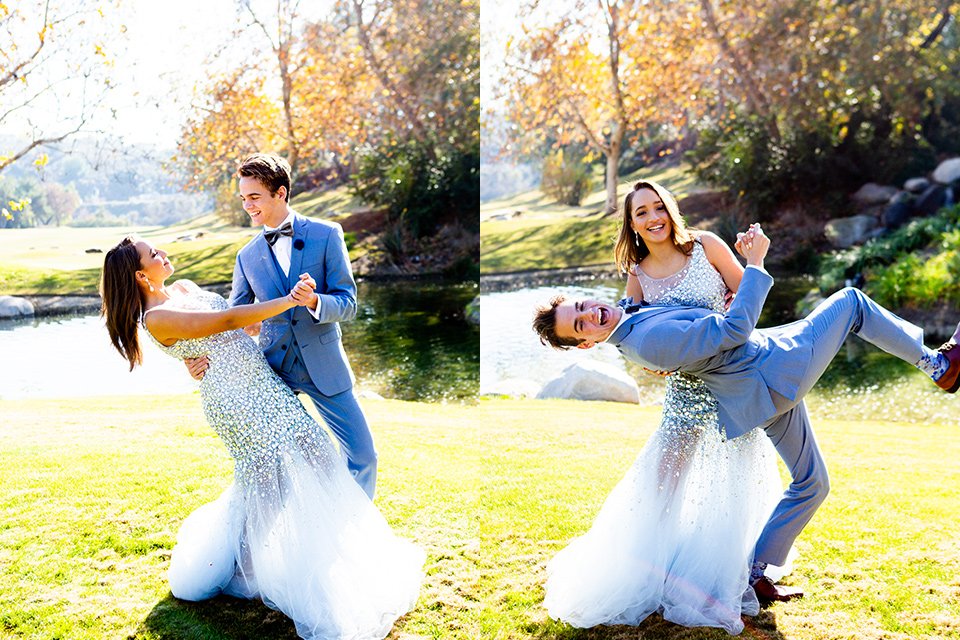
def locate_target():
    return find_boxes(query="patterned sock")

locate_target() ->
[916,348,949,381]
[749,560,768,586]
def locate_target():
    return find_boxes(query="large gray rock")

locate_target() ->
[824,215,878,249]
[882,201,913,230]
[904,177,931,193]
[889,191,914,205]
[933,157,960,185]
[482,378,541,399]
[0,296,35,318]
[852,183,898,205]
[915,184,946,218]
[536,360,639,404]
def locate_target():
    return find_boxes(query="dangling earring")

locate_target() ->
[634,231,641,247]
[138,272,154,292]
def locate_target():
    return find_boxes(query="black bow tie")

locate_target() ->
[264,222,294,246]
[616,296,647,314]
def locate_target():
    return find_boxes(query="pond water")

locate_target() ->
[479,272,958,424]
[0,279,479,404]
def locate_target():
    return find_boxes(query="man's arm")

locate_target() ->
[618,225,773,371]
[313,223,357,324]
[227,253,256,307]
[635,266,773,371]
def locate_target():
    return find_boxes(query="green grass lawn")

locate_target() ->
[480,162,707,274]
[2,395,958,639]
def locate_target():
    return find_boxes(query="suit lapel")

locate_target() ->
[607,305,678,345]
[287,214,307,288]
[252,232,287,296]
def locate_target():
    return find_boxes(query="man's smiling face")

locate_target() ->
[239,175,288,228]
[553,298,623,349]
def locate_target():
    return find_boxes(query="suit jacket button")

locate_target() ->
[291,319,298,325]
[281,345,287,351]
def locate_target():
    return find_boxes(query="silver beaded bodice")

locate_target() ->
[143,281,335,486]
[635,239,727,432]
[633,239,727,314]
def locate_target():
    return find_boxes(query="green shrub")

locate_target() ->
[819,205,960,293]
[350,133,480,240]
[540,148,593,206]
[687,112,940,221]
[820,206,960,308]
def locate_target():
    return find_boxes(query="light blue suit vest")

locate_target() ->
[229,213,357,396]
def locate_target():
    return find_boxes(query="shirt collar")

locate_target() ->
[601,306,631,343]
[264,210,296,232]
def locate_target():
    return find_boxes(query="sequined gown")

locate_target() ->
[145,281,425,640]
[544,240,791,635]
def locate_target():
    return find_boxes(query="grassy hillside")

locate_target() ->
[480,162,707,274]
[0,184,372,296]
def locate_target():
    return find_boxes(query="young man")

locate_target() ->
[533,224,960,602]
[186,153,377,499]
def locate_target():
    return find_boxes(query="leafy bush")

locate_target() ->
[351,133,480,239]
[819,205,960,292]
[819,205,960,308]
[540,148,593,206]
[865,230,960,308]
[687,113,939,221]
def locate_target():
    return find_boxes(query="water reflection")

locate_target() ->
[0,279,479,404]
[345,279,479,404]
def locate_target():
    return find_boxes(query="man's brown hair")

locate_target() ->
[533,294,581,350]
[237,153,292,202]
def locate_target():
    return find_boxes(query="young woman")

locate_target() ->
[100,235,424,640]
[543,181,792,634]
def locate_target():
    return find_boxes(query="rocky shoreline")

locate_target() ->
[481,264,621,293]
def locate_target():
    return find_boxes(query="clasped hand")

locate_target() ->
[185,274,317,381]
[289,273,317,307]
[733,223,770,266]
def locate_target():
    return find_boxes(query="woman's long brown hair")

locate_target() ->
[613,180,695,275]
[100,236,145,371]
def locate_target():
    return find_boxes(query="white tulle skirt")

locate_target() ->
[167,445,425,640]
[545,377,792,635]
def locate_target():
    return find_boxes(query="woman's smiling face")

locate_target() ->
[629,188,672,246]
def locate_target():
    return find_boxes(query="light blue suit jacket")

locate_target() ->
[229,213,357,396]
[608,267,813,439]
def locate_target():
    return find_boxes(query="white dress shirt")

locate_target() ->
[264,211,321,319]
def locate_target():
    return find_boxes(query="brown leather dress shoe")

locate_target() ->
[752,576,804,604]
[935,322,960,393]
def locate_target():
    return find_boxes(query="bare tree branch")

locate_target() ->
[0,124,84,173]
[920,0,955,49]
[350,0,425,136]
[699,0,780,140]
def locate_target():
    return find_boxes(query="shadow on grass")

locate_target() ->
[528,609,787,640]
[132,593,301,640]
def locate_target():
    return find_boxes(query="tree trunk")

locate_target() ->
[605,138,621,215]
[278,44,299,171]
